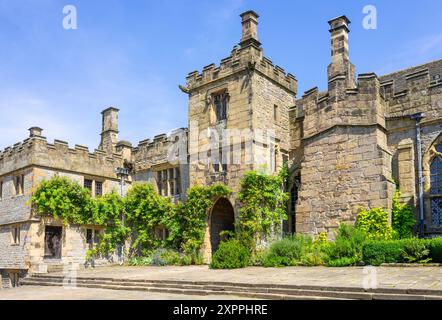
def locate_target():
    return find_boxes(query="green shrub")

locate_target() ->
[392,191,416,239]
[210,239,250,269]
[128,248,204,266]
[128,256,153,266]
[356,207,392,240]
[428,238,442,263]
[362,240,406,266]
[401,239,431,263]
[260,235,314,267]
[324,224,366,267]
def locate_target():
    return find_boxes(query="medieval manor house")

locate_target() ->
[1,11,442,287]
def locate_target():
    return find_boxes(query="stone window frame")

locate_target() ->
[10,224,20,246]
[206,86,230,126]
[83,177,105,198]
[155,167,181,197]
[85,227,102,247]
[154,224,169,241]
[13,173,25,197]
[273,104,279,122]
[423,133,442,228]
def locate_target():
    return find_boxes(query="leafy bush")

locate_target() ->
[401,239,431,263]
[210,239,250,269]
[428,238,442,263]
[260,235,313,267]
[128,248,204,266]
[324,224,366,267]
[392,191,416,239]
[362,240,407,266]
[356,207,392,240]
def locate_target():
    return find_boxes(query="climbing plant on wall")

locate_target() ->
[170,183,232,257]
[236,166,289,253]
[124,183,176,256]
[31,176,94,225]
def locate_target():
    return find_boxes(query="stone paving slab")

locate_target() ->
[48,265,442,291]
[0,286,252,300]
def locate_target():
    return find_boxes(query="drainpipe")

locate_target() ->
[410,112,426,236]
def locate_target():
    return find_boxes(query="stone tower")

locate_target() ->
[99,107,119,155]
[182,10,297,259]
[295,16,396,237]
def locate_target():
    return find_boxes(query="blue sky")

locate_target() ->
[1,0,442,150]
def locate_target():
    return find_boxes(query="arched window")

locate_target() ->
[430,145,442,226]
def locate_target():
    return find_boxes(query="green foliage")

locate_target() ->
[87,192,130,258]
[210,239,250,269]
[260,235,314,267]
[362,238,442,265]
[125,183,175,255]
[127,248,204,266]
[31,176,94,225]
[428,238,442,263]
[401,239,431,263]
[173,183,231,255]
[324,224,366,267]
[392,191,416,239]
[236,169,289,253]
[356,207,392,240]
[362,240,407,266]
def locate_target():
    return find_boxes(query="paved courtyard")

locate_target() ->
[0,285,251,300]
[43,265,442,291]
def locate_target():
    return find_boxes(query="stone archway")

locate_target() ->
[210,197,235,255]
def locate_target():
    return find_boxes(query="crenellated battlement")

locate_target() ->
[132,128,188,172]
[185,45,297,94]
[0,135,124,177]
[380,60,442,100]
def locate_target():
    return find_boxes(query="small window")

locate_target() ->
[86,229,101,245]
[213,92,228,122]
[86,229,93,244]
[12,226,20,245]
[94,230,101,244]
[95,181,103,197]
[84,179,93,194]
[14,175,24,196]
[274,105,279,121]
[0,180,3,200]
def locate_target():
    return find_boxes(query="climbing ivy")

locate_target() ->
[31,176,94,225]
[171,183,231,256]
[124,183,176,256]
[236,167,289,253]
[31,176,231,261]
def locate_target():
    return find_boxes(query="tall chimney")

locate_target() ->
[99,107,119,154]
[240,10,261,47]
[327,15,356,88]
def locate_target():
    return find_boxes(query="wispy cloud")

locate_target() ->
[376,33,442,75]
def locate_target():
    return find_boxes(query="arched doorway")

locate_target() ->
[210,197,235,254]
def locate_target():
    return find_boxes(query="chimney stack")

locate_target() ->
[327,15,356,88]
[240,10,261,47]
[29,127,43,138]
[99,107,119,154]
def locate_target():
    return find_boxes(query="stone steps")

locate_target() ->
[21,275,442,300]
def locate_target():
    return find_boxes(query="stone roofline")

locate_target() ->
[184,44,297,94]
[0,135,123,167]
[133,128,188,152]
